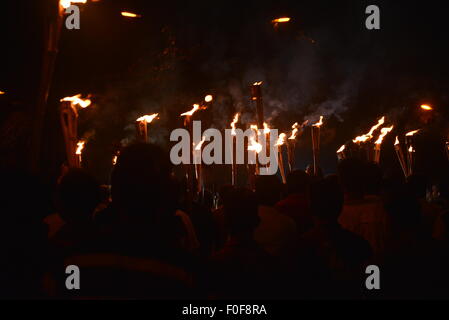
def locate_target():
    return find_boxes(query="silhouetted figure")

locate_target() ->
[253,175,298,261]
[276,170,313,235]
[298,175,372,299]
[207,188,279,299]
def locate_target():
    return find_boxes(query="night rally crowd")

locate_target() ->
[2,143,449,300]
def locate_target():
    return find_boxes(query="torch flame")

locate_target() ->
[61,94,92,109]
[248,137,263,154]
[205,95,213,103]
[181,104,206,117]
[275,133,287,147]
[421,104,433,111]
[76,141,85,155]
[136,113,159,123]
[408,146,416,153]
[272,17,291,23]
[194,136,207,151]
[250,125,259,132]
[230,113,240,136]
[253,82,263,86]
[121,11,142,18]
[112,156,118,166]
[337,145,346,154]
[0,91,5,95]
[353,116,386,144]
[60,0,87,9]
[406,129,421,137]
[375,126,394,145]
[395,136,400,146]
[263,123,270,135]
[289,123,299,140]
[312,116,324,128]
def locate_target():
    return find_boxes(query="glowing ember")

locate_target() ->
[420,104,433,111]
[205,95,213,103]
[194,136,207,151]
[76,141,85,155]
[136,114,159,123]
[375,126,394,145]
[353,116,385,143]
[181,104,206,117]
[312,116,324,128]
[121,11,142,18]
[230,113,240,136]
[275,133,287,147]
[272,17,291,23]
[337,145,346,153]
[406,129,421,137]
[248,137,263,154]
[61,94,92,109]
[60,0,87,9]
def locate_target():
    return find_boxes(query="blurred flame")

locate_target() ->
[337,145,346,153]
[408,146,416,153]
[230,113,240,136]
[181,104,206,117]
[253,81,263,86]
[112,156,118,166]
[272,17,291,23]
[289,123,299,140]
[194,136,207,151]
[205,95,213,103]
[76,141,85,155]
[406,129,421,137]
[275,133,287,147]
[60,0,87,9]
[136,113,159,123]
[395,136,400,146]
[0,91,5,95]
[312,116,324,128]
[250,125,259,132]
[353,116,385,143]
[263,123,270,135]
[375,126,394,145]
[421,104,433,111]
[121,11,141,18]
[61,94,92,109]
[248,137,262,154]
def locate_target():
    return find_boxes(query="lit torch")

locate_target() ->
[373,126,394,164]
[287,121,307,172]
[60,94,91,168]
[405,129,420,176]
[275,133,288,184]
[353,116,385,161]
[75,140,85,168]
[337,145,346,161]
[121,11,142,18]
[311,116,324,176]
[230,113,240,186]
[193,136,207,194]
[135,113,159,143]
[394,136,408,178]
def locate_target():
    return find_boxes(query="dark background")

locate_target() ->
[1,0,448,185]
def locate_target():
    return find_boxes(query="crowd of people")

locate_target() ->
[2,143,449,299]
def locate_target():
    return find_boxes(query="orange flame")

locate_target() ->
[408,146,416,153]
[248,137,263,154]
[395,136,400,146]
[230,113,240,136]
[60,0,87,9]
[61,94,92,109]
[406,129,421,137]
[112,156,118,166]
[312,116,324,128]
[263,123,270,135]
[250,125,259,132]
[0,91,5,95]
[204,95,213,103]
[337,145,346,154]
[275,133,287,147]
[353,116,385,143]
[194,136,207,151]
[121,11,142,18]
[289,123,299,140]
[253,81,263,86]
[375,126,394,145]
[136,113,159,123]
[272,17,291,23]
[420,104,433,111]
[181,104,206,117]
[76,141,85,155]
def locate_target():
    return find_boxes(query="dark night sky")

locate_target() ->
[1,0,448,183]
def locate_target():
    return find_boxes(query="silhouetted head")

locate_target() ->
[255,175,282,206]
[310,175,344,222]
[337,158,365,197]
[111,143,173,219]
[57,169,101,224]
[384,188,422,229]
[223,188,260,236]
[406,174,428,199]
[286,170,311,195]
